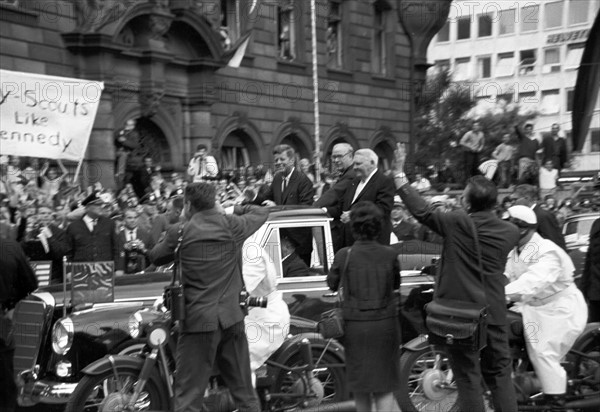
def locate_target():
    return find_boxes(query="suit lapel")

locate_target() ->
[351,170,379,205]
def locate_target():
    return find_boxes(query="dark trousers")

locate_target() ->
[446,323,517,412]
[588,300,600,323]
[1,314,16,412]
[464,150,479,181]
[174,321,260,412]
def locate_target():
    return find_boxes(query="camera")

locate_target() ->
[239,289,268,308]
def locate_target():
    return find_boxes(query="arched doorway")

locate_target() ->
[126,117,172,170]
[220,129,260,173]
[372,139,395,171]
[280,133,311,160]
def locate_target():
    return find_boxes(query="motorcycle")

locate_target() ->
[396,289,600,412]
[65,302,347,412]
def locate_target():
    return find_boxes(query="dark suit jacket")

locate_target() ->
[533,204,567,250]
[265,169,315,206]
[116,227,154,273]
[541,136,568,169]
[327,240,400,321]
[0,237,38,310]
[339,169,395,248]
[66,216,123,271]
[282,252,310,277]
[398,183,520,325]
[132,167,154,198]
[314,167,356,252]
[149,205,269,333]
[21,224,69,284]
[581,218,600,301]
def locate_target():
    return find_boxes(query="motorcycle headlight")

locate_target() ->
[128,311,144,339]
[148,324,168,348]
[52,318,74,355]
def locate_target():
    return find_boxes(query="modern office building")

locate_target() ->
[428,0,600,174]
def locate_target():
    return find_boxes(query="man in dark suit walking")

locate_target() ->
[65,192,124,277]
[337,149,395,248]
[512,184,567,250]
[131,156,155,199]
[393,143,520,412]
[149,182,268,412]
[262,144,314,264]
[314,142,355,252]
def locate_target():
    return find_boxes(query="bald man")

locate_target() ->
[337,149,395,248]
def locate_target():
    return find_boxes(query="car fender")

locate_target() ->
[81,354,145,376]
[402,335,430,352]
[270,332,345,366]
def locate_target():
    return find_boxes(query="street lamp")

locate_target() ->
[398,0,452,158]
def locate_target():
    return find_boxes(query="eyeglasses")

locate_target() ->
[331,153,351,160]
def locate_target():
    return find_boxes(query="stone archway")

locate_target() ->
[221,129,260,172]
[129,117,172,169]
[370,128,397,171]
[272,118,313,161]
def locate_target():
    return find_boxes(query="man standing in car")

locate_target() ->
[149,182,268,412]
[392,143,520,412]
[1,237,38,412]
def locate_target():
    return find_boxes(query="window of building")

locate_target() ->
[591,129,600,152]
[453,57,471,81]
[372,1,390,75]
[519,49,537,75]
[499,9,516,35]
[478,14,492,37]
[545,1,564,29]
[543,48,561,73]
[569,0,588,25]
[497,93,514,105]
[521,4,539,32]
[565,43,585,69]
[437,20,450,42]
[496,52,515,77]
[541,89,560,114]
[519,91,537,104]
[220,0,241,50]
[327,0,343,69]
[435,59,450,72]
[277,0,299,62]
[457,16,470,40]
[566,89,574,112]
[477,56,491,78]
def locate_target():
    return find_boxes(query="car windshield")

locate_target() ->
[564,218,595,237]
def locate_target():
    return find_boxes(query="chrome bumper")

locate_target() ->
[17,369,77,406]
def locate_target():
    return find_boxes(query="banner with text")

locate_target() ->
[0,69,104,161]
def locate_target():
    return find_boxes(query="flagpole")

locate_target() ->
[310,0,321,184]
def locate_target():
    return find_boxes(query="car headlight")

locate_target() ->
[52,318,74,355]
[128,311,144,339]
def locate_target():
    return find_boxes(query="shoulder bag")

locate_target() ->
[425,217,488,351]
[164,223,186,322]
[318,248,351,340]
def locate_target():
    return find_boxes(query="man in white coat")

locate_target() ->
[242,238,290,381]
[504,205,587,406]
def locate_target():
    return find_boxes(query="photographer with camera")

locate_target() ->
[149,182,268,412]
[117,208,153,274]
[187,144,219,182]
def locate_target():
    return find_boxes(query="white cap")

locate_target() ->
[507,205,537,225]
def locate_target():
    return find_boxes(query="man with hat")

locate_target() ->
[138,193,159,234]
[65,191,124,277]
[505,205,587,406]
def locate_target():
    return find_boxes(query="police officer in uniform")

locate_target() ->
[1,237,38,412]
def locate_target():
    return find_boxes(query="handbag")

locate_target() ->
[164,223,186,322]
[318,248,351,340]
[425,218,488,351]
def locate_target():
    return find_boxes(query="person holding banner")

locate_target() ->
[65,191,124,278]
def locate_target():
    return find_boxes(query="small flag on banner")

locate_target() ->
[30,261,53,287]
[224,0,261,68]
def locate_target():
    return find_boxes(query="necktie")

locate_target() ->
[282,177,288,193]
[90,219,97,231]
[129,230,135,241]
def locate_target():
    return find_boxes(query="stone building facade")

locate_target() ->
[1,0,415,187]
